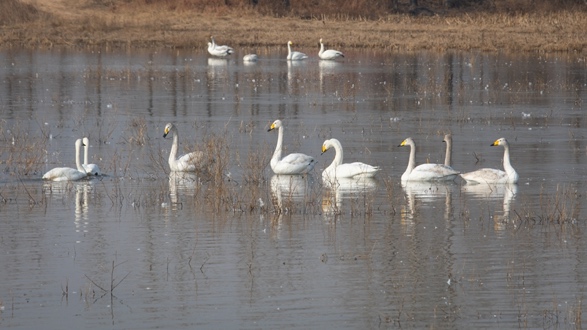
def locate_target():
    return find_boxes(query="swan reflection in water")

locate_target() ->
[401,181,457,231]
[461,183,518,230]
[270,174,314,212]
[321,177,377,219]
[167,172,201,211]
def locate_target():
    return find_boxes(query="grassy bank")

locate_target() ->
[0,0,586,52]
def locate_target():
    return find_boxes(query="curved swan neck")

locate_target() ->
[319,42,325,56]
[332,140,343,166]
[287,43,292,57]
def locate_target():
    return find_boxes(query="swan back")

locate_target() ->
[243,54,258,62]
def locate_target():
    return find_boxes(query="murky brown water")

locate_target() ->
[0,48,586,328]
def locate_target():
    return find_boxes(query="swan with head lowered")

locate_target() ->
[398,137,460,183]
[163,123,205,172]
[82,137,101,176]
[268,119,316,175]
[207,36,234,57]
[42,138,88,181]
[287,41,308,61]
[460,137,519,184]
[318,39,344,60]
[321,138,379,182]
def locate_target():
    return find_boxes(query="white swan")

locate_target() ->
[318,38,344,60]
[163,123,205,172]
[207,36,233,57]
[321,138,379,181]
[268,119,316,175]
[243,54,258,62]
[287,41,308,61]
[398,137,460,182]
[82,137,101,176]
[42,138,88,181]
[460,137,519,184]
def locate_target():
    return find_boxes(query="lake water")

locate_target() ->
[0,47,586,329]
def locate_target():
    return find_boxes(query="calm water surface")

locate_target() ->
[0,48,586,329]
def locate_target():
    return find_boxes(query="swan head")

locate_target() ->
[82,137,90,147]
[163,123,175,138]
[319,38,323,43]
[398,137,414,147]
[268,119,282,132]
[443,133,452,143]
[288,41,293,46]
[75,138,85,149]
[321,139,332,154]
[491,137,508,147]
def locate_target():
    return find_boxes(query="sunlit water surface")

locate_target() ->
[0,48,586,329]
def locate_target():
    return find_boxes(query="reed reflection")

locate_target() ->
[167,171,200,211]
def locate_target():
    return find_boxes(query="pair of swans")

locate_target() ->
[43,138,101,181]
[399,135,518,184]
[207,36,234,57]
[268,120,379,180]
[398,135,460,183]
[163,123,206,172]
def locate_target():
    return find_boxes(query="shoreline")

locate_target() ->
[2,1,586,54]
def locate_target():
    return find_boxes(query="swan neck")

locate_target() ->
[75,143,84,172]
[319,42,324,55]
[444,139,452,167]
[502,144,514,173]
[326,140,343,171]
[169,128,179,163]
[407,142,416,173]
[84,144,89,165]
[272,126,283,162]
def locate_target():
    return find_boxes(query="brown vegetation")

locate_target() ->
[0,0,585,52]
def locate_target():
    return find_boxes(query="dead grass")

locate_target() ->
[1,0,585,52]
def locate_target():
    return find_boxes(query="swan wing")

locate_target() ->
[272,153,316,175]
[460,168,512,184]
[43,167,87,181]
[406,163,460,181]
[173,151,205,172]
[320,49,344,60]
[290,51,308,60]
[325,162,379,179]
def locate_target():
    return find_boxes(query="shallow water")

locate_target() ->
[0,48,586,329]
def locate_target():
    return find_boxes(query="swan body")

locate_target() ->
[268,119,316,175]
[42,138,88,181]
[321,138,379,181]
[398,137,460,182]
[163,123,205,172]
[82,137,101,176]
[243,54,258,62]
[207,36,233,57]
[460,138,519,184]
[287,41,308,61]
[318,39,344,60]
